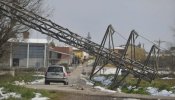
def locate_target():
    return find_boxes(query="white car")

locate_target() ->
[45,65,69,85]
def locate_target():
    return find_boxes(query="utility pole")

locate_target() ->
[154,39,166,47]
[154,39,165,69]
[87,32,91,40]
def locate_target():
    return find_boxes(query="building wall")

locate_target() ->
[13,44,27,67]
[12,43,46,68]
[1,41,75,68]
[49,47,73,65]
[126,45,146,61]
[73,50,83,59]
[114,49,124,54]
[28,44,45,67]
[56,47,72,64]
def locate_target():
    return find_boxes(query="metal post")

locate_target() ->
[44,44,47,68]
[27,43,29,68]
[9,43,13,68]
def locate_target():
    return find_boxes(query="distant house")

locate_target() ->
[114,46,124,54]
[49,46,73,65]
[114,45,146,62]
[72,47,89,62]
[170,47,175,56]
[126,45,146,61]
[158,47,175,71]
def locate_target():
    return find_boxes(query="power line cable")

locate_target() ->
[115,31,127,41]
[115,30,170,51]
[138,34,169,51]
[138,34,156,45]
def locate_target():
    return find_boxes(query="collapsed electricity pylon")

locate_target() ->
[90,25,115,79]
[90,29,160,89]
[110,30,139,89]
[0,0,160,89]
[112,31,159,89]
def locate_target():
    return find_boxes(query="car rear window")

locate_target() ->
[47,67,63,72]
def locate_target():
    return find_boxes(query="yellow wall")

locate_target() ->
[126,45,146,61]
[73,50,84,60]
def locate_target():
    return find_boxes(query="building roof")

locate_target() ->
[26,39,48,44]
[49,49,72,56]
[9,38,48,44]
[114,47,124,50]
[72,47,80,50]
[50,46,73,56]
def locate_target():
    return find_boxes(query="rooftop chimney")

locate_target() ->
[23,31,29,39]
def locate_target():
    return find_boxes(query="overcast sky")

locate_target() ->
[31,0,175,50]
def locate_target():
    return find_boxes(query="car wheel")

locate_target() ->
[45,81,50,85]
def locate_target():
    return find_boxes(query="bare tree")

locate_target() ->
[0,0,47,59]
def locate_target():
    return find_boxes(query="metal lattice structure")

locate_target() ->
[0,1,159,89]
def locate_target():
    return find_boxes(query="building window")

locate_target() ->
[57,53,61,59]
[13,58,19,67]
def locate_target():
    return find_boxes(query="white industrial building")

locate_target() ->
[9,39,48,68]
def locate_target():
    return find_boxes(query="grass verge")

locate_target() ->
[0,72,67,100]
[93,74,175,95]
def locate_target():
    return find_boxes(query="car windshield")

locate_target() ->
[47,67,63,72]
